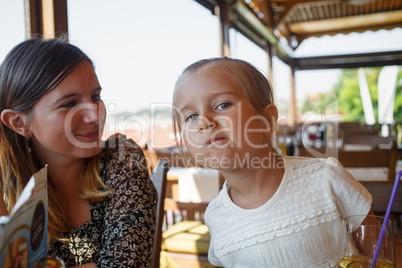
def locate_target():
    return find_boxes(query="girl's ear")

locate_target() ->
[1,109,31,138]
[263,104,278,135]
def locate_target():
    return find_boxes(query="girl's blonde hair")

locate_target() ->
[0,37,110,244]
[172,57,277,164]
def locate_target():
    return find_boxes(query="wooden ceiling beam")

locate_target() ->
[194,0,218,14]
[294,50,402,70]
[267,0,328,25]
[254,0,274,29]
[288,9,402,35]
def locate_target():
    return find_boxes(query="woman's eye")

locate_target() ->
[185,114,198,122]
[92,94,101,102]
[60,101,76,108]
[217,103,230,110]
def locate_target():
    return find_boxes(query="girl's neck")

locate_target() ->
[222,154,285,209]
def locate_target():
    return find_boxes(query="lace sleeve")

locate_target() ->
[204,213,223,266]
[324,157,372,219]
[98,134,158,267]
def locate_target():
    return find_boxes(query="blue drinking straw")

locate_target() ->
[370,170,402,268]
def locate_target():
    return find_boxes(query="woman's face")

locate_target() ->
[28,60,106,165]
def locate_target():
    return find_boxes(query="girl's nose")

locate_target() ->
[197,115,216,132]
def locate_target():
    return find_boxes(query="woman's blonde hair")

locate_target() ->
[172,57,277,164]
[0,37,110,244]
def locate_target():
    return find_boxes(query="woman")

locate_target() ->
[0,37,157,267]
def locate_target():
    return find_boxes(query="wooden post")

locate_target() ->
[24,0,68,39]
[265,42,274,90]
[289,61,297,126]
[216,0,233,57]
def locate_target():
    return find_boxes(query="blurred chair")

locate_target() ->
[150,160,169,268]
[161,198,211,268]
[160,168,217,268]
[361,180,402,215]
[164,198,209,222]
[143,145,187,174]
[361,180,402,240]
[339,141,397,181]
[333,123,397,181]
[341,131,396,150]
[151,151,222,267]
[338,122,378,137]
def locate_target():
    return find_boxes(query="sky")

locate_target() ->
[1,0,402,118]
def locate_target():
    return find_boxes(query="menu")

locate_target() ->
[0,166,48,268]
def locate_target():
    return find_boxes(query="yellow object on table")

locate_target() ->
[162,221,210,254]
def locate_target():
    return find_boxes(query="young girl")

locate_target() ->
[0,37,157,267]
[172,57,389,267]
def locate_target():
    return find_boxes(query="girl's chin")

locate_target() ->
[198,155,236,170]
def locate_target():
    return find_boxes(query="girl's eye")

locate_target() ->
[217,102,231,110]
[185,114,198,122]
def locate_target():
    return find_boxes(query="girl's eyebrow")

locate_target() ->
[178,104,193,114]
[179,91,238,111]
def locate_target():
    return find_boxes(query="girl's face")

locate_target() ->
[29,60,106,165]
[174,67,273,170]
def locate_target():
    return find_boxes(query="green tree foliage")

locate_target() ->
[300,66,402,123]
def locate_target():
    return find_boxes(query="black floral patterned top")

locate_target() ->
[48,134,158,267]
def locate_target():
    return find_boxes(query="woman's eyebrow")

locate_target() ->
[56,93,77,103]
[56,87,102,103]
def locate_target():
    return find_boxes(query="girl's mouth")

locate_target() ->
[205,137,227,147]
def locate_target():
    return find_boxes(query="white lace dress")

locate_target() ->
[204,156,372,268]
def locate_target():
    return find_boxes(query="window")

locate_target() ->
[0,1,25,63]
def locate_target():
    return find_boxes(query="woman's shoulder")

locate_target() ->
[103,133,142,151]
[102,133,146,160]
[100,133,148,178]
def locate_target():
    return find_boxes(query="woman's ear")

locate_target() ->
[263,104,278,135]
[1,109,31,137]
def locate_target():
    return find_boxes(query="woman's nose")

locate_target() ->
[82,104,99,124]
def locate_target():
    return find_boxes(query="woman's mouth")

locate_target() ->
[76,130,101,140]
